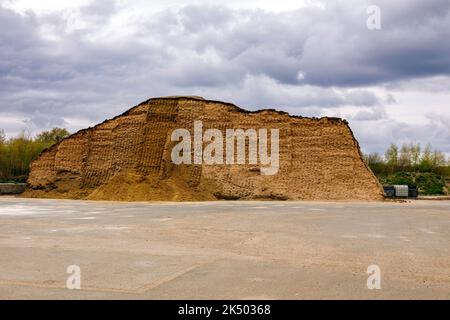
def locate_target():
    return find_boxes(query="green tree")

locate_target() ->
[431,150,446,168]
[410,143,421,169]
[0,128,70,182]
[419,143,433,172]
[385,143,398,173]
[36,127,70,145]
[398,144,412,169]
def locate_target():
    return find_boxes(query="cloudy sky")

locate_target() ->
[1,0,449,156]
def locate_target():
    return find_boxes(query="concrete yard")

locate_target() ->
[0,197,449,299]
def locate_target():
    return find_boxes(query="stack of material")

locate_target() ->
[394,185,409,197]
[23,96,385,201]
[383,185,418,198]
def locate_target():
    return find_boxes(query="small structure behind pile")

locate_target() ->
[383,185,418,199]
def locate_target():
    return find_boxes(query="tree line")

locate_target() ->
[0,128,69,182]
[364,143,449,177]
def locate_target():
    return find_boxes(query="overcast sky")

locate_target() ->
[1,0,449,156]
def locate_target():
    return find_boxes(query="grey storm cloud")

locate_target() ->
[2,1,450,102]
[0,0,449,154]
[351,112,450,155]
[139,0,450,87]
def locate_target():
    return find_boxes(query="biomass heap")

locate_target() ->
[24,96,384,201]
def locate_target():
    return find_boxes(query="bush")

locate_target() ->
[381,172,446,195]
[381,172,414,186]
[415,173,446,195]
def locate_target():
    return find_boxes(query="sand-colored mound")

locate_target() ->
[24,96,384,201]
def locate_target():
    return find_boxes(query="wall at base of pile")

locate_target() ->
[0,183,26,195]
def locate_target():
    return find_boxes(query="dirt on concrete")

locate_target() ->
[24,96,384,201]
